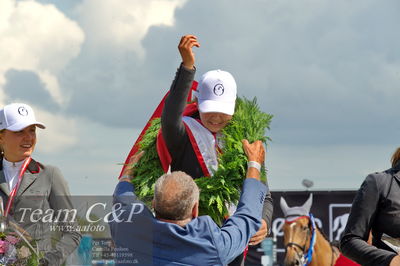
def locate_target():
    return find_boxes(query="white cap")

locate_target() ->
[0,103,45,131]
[195,70,237,115]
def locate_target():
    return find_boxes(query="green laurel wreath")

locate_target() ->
[130,97,272,225]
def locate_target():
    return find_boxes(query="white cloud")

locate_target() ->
[36,120,142,195]
[0,0,84,106]
[0,0,84,152]
[76,0,187,58]
[34,105,79,153]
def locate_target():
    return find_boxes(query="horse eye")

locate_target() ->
[302,226,308,231]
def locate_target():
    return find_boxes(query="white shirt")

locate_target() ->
[2,158,24,191]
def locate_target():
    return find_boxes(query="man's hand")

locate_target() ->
[119,151,145,182]
[242,139,265,164]
[249,219,268,246]
[178,35,200,70]
[242,139,265,180]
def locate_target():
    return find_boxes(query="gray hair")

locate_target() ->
[153,171,199,220]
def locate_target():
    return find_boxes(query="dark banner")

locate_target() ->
[246,190,358,265]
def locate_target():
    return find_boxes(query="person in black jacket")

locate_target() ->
[340,147,400,266]
[161,35,273,265]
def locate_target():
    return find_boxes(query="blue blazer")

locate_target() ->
[109,178,267,266]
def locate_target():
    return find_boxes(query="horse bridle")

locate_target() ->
[284,214,337,266]
[284,214,316,266]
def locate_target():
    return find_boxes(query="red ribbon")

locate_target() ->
[119,81,198,178]
[5,157,32,216]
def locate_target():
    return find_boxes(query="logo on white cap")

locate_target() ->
[213,84,224,96]
[0,103,45,131]
[18,107,29,116]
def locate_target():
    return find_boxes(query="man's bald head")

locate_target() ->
[153,171,199,221]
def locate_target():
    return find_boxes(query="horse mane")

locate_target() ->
[315,222,331,245]
[315,222,341,251]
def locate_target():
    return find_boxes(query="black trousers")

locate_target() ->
[228,253,244,266]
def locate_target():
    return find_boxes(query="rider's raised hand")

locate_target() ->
[178,35,200,70]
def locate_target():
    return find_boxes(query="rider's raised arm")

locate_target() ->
[161,35,199,151]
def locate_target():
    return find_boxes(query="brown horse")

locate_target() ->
[280,194,340,266]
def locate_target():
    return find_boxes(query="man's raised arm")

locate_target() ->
[211,140,268,265]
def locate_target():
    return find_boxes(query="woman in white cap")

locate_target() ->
[0,103,81,265]
[161,35,272,265]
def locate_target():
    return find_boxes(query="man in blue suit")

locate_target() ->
[109,139,268,265]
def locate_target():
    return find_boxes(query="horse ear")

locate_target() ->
[280,197,290,217]
[303,193,313,213]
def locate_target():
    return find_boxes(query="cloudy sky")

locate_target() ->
[1,0,399,195]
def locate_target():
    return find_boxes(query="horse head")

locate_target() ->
[280,194,314,266]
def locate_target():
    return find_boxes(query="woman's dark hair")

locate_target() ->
[391,147,400,167]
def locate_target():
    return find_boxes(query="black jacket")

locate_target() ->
[340,161,400,266]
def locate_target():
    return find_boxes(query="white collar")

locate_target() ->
[2,158,25,190]
[3,158,25,169]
